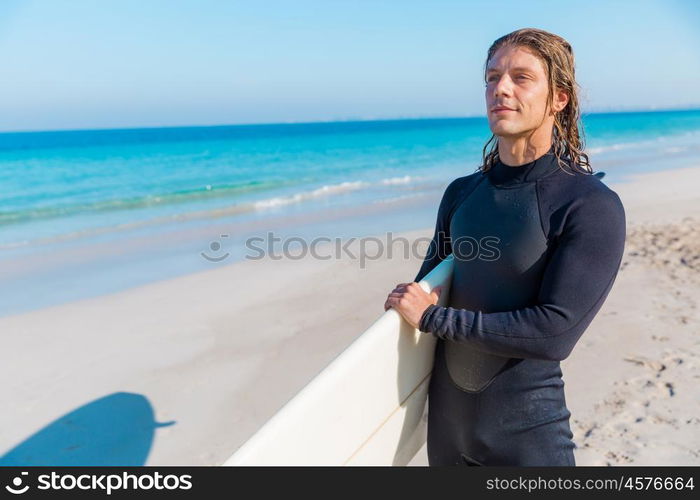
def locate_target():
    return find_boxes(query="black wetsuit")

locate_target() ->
[413,145,626,466]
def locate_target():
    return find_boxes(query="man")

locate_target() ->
[384,28,626,466]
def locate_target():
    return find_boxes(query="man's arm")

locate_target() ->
[418,187,626,362]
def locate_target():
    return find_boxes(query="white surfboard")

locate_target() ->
[223,255,454,466]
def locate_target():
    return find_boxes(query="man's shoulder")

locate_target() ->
[543,163,622,205]
[541,165,625,230]
[443,170,485,197]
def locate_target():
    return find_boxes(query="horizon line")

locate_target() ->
[1,104,699,136]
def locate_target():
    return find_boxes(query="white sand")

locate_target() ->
[1,166,699,466]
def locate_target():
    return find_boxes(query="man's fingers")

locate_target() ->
[385,282,415,310]
[385,297,400,308]
[392,282,417,291]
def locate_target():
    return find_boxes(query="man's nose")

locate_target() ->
[490,75,513,97]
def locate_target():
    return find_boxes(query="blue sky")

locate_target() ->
[0,0,698,132]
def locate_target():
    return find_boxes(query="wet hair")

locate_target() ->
[479,28,591,175]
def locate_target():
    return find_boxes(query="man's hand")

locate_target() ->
[384,282,443,329]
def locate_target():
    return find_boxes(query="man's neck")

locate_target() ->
[497,138,553,167]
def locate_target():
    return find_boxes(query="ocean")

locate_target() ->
[2,109,700,316]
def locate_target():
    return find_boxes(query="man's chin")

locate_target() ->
[490,126,520,138]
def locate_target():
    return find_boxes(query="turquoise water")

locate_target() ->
[2,110,700,249]
[2,109,700,316]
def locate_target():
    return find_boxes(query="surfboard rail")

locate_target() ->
[223,255,454,466]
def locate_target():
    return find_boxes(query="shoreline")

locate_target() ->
[2,164,699,465]
[3,157,699,319]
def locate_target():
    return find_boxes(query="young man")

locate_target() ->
[384,28,626,466]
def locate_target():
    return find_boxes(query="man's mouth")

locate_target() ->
[491,106,516,114]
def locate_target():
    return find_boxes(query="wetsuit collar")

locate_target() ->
[488,145,560,187]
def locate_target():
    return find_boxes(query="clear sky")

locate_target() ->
[0,0,698,132]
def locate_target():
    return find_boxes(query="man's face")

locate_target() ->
[485,45,553,139]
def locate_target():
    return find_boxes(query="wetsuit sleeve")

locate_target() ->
[413,180,458,283]
[418,188,626,362]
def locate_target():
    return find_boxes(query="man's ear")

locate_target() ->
[552,87,569,114]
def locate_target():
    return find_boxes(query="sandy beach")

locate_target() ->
[1,165,699,466]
